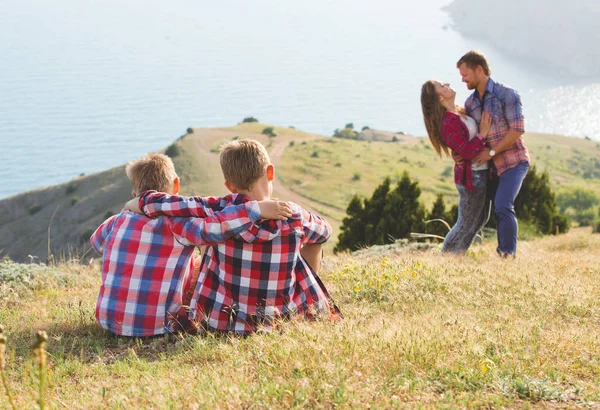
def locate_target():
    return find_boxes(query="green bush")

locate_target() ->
[28,204,42,215]
[352,173,361,181]
[80,228,96,244]
[71,196,80,206]
[289,141,295,147]
[242,117,258,123]
[65,183,77,195]
[165,143,180,158]
[362,126,370,131]
[391,136,398,142]
[335,173,426,252]
[592,219,600,234]
[261,127,277,137]
[311,151,319,158]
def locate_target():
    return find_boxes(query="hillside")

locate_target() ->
[1,229,599,407]
[1,123,600,263]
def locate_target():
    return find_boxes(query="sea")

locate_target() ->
[1,0,599,199]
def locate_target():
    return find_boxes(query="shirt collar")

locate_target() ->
[472,77,495,102]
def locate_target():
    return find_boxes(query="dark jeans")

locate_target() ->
[495,162,529,256]
[442,170,491,254]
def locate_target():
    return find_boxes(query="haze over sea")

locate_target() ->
[1,0,599,199]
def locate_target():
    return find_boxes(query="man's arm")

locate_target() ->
[474,89,525,162]
[89,216,118,254]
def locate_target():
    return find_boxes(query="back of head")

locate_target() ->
[421,80,449,157]
[219,139,271,190]
[456,50,491,76]
[125,153,178,195]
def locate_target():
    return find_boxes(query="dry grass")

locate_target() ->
[1,230,599,409]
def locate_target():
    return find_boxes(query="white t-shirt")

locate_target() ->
[461,115,489,171]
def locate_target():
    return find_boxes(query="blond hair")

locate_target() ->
[125,153,178,194]
[219,139,271,190]
[457,50,491,76]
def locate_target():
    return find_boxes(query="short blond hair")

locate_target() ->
[125,153,178,194]
[219,139,271,190]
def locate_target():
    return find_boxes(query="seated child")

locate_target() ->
[90,153,291,337]
[129,140,341,334]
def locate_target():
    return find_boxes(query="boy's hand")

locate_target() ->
[123,198,143,215]
[258,200,293,220]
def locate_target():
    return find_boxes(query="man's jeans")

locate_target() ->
[495,162,529,256]
[442,170,490,254]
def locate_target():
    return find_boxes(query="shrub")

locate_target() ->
[165,143,180,158]
[335,173,426,252]
[262,127,277,137]
[362,126,370,131]
[345,123,354,130]
[65,183,77,195]
[289,141,295,147]
[80,228,96,244]
[186,127,193,134]
[71,196,79,206]
[232,136,239,140]
[392,136,398,142]
[334,162,342,167]
[352,173,361,181]
[311,151,319,158]
[592,219,600,234]
[242,117,258,123]
[28,204,42,215]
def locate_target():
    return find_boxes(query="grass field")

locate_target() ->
[1,228,599,409]
[277,131,600,214]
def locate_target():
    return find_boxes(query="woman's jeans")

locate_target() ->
[495,162,529,256]
[442,170,490,254]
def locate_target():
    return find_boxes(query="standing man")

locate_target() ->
[456,50,530,257]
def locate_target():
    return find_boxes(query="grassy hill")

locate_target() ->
[1,229,599,408]
[1,123,599,262]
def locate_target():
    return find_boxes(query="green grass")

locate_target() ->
[1,229,599,408]
[278,133,600,211]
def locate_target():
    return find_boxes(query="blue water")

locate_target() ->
[1,0,599,199]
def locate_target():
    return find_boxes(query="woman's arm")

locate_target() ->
[441,114,485,161]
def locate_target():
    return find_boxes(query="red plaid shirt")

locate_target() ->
[90,199,264,337]
[138,191,337,335]
[441,111,486,192]
[465,78,530,175]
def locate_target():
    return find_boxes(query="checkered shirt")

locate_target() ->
[139,191,337,335]
[465,78,530,175]
[90,199,263,337]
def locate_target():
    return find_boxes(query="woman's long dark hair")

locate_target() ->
[420,80,449,158]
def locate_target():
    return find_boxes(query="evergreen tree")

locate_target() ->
[426,194,452,238]
[334,195,366,252]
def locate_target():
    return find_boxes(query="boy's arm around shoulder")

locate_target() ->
[168,201,265,246]
[89,215,118,254]
[295,204,332,244]
[137,191,229,218]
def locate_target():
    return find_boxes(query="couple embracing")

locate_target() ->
[421,50,530,257]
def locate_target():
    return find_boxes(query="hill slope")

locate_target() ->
[1,124,599,262]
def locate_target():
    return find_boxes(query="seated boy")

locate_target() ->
[127,140,340,334]
[90,153,291,337]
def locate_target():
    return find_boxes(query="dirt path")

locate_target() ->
[187,129,342,222]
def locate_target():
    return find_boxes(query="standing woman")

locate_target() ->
[420,80,492,254]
